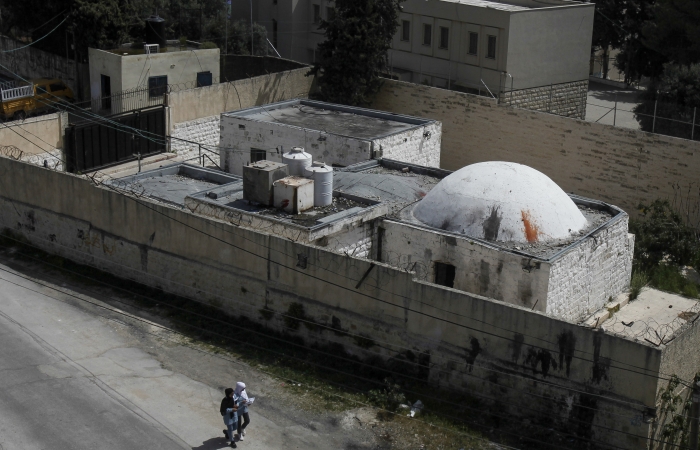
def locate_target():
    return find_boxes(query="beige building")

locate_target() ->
[88,44,219,114]
[234,0,593,118]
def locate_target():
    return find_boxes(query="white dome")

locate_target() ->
[413,162,587,243]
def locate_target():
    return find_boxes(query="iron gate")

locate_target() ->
[65,106,166,173]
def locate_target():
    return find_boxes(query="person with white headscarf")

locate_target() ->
[234,382,251,441]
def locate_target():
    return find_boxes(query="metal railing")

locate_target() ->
[1,84,33,102]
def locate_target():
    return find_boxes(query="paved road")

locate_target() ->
[0,270,189,450]
[585,81,642,130]
[0,256,376,450]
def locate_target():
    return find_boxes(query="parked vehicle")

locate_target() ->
[0,78,74,121]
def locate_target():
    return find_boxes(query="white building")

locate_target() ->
[88,44,219,113]
[219,99,442,176]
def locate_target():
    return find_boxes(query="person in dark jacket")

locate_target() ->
[220,388,239,448]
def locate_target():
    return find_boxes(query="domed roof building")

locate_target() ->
[413,162,587,243]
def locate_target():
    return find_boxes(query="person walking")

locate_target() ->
[220,387,239,448]
[235,382,251,441]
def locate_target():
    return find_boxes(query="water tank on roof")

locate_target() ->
[282,147,313,176]
[305,161,333,207]
[145,15,166,48]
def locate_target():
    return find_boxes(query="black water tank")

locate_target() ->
[144,15,166,48]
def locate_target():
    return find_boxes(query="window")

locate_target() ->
[36,85,49,95]
[313,4,321,23]
[401,20,410,41]
[196,71,212,87]
[487,35,497,59]
[250,148,266,163]
[50,83,67,92]
[327,6,335,21]
[468,32,478,55]
[434,262,456,288]
[148,75,167,97]
[422,24,432,46]
[272,19,278,47]
[439,26,449,49]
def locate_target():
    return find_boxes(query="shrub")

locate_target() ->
[629,271,649,300]
[367,378,407,411]
[199,41,218,49]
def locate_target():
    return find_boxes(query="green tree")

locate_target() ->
[641,0,700,67]
[633,63,700,138]
[591,0,626,79]
[308,0,404,106]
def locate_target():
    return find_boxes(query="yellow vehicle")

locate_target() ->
[0,78,74,121]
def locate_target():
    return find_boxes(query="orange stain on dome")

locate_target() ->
[521,210,539,242]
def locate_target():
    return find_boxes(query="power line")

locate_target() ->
[0,264,524,450]
[3,16,70,53]
[0,257,676,450]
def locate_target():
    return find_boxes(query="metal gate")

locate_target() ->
[65,106,166,173]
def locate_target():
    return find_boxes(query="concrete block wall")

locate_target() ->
[0,155,689,450]
[499,80,588,119]
[546,217,634,322]
[371,79,700,223]
[376,122,442,168]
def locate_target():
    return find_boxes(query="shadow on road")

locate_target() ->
[191,436,231,450]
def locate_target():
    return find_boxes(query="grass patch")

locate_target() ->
[629,271,649,300]
[649,265,700,298]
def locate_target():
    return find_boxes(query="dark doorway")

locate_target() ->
[434,262,456,288]
[100,75,112,110]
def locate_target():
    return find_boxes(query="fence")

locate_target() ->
[587,96,699,142]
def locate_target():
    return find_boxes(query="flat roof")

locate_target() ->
[425,0,588,12]
[108,163,241,207]
[223,99,434,141]
[597,289,699,345]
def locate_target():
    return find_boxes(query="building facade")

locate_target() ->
[233,0,593,118]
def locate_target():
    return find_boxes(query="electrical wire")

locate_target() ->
[0,263,525,450]
[0,58,690,387]
[0,258,679,450]
[2,16,70,53]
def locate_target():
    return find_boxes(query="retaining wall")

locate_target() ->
[0,112,67,155]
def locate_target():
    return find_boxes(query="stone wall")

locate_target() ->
[375,121,441,168]
[371,79,700,222]
[0,112,67,155]
[166,67,315,125]
[220,55,308,82]
[499,80,588,119]
[0,154,678,449]
[0,36,90,100]
[546,217,634,321]
[170,116,220,155]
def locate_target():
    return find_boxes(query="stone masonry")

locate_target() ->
[171,116,220,156]
[499,80,588,119]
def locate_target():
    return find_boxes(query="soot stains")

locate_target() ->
[557,330,576,377]
[591,331,610,384]
[479,261,490,294]
[465,337,481,372]
[570,393,597,443]
[511,333,524,363]
[482,206,502,240]
[524,347,557,378]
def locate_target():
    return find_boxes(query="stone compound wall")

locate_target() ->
[375,121,441,168]
[0,112,67,156]
[166,67,315,157]
[499,80,588,119]
[546,217,634,321]
[371,79,700,223]
[1,155,692,450]
[170,116,220,155]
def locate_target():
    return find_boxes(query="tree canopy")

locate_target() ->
[308,0,404,106]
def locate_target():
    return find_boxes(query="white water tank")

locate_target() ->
[305,161,333,207]
[282,147,313,176]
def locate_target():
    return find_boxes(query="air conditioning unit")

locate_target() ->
[144,44,159,55]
